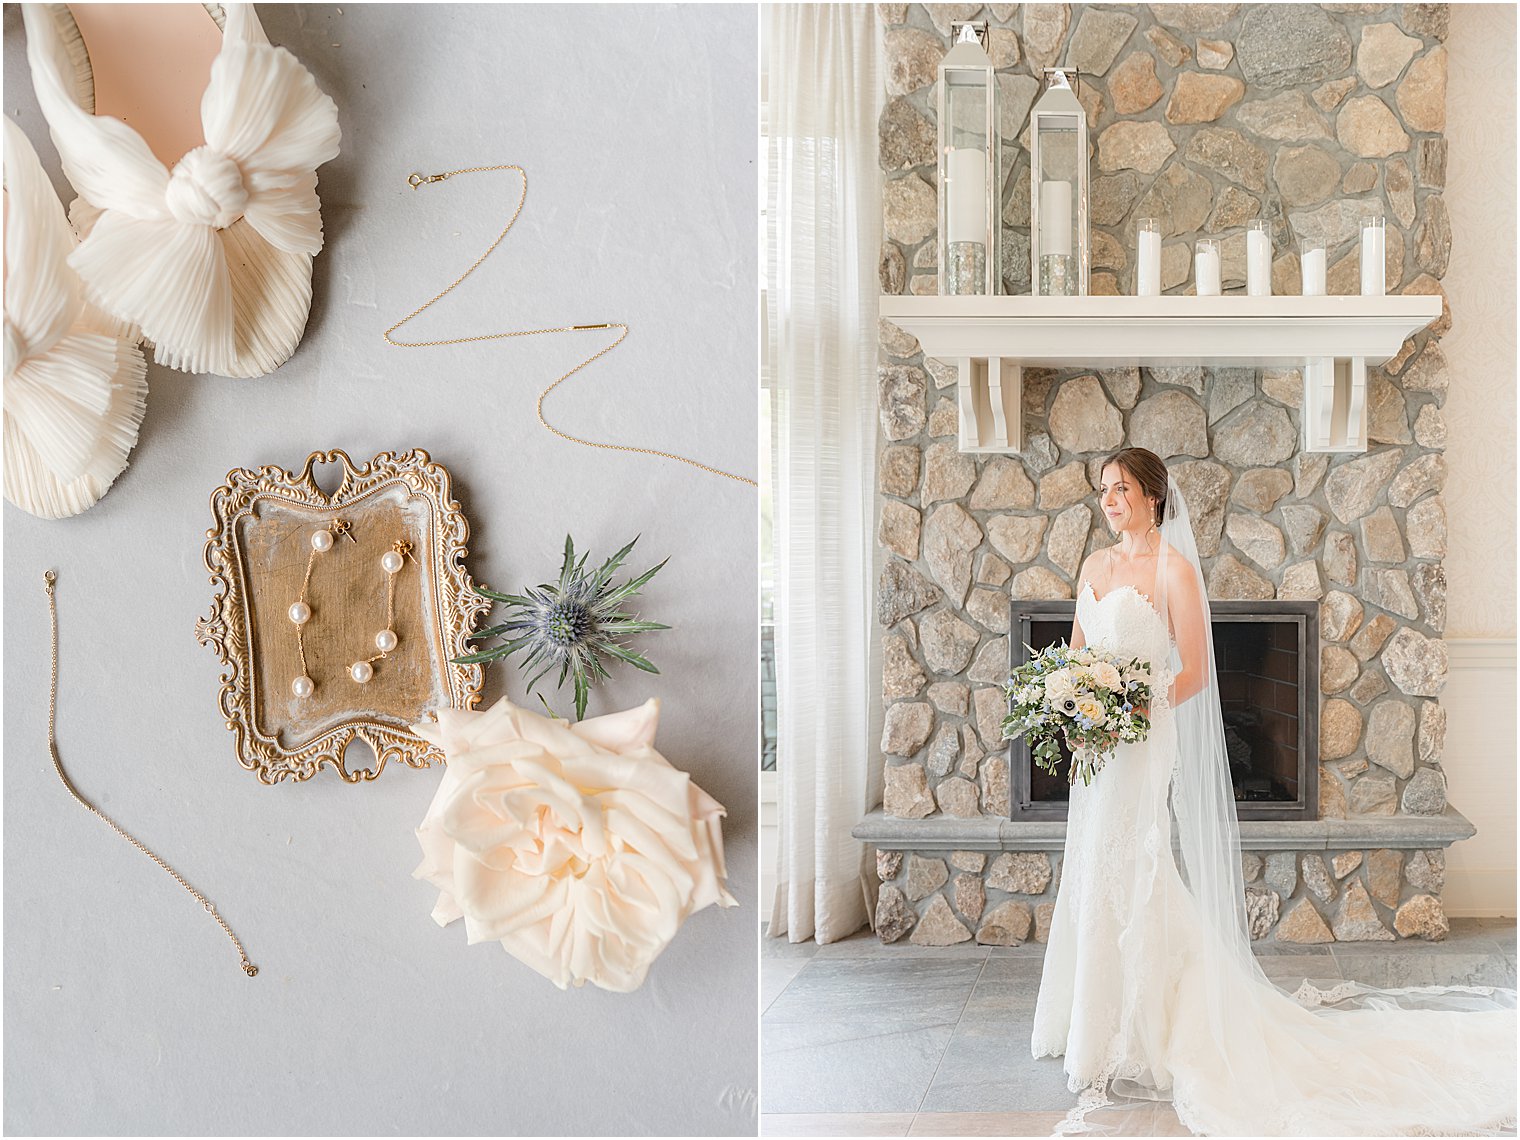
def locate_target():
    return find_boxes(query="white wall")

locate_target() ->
[1438,4,1516,917]
[1442,643,1517,916]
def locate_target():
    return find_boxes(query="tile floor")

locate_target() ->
[761,917,1517,1137]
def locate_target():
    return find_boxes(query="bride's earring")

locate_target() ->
[350,539,416,684]
[291,519,355,698]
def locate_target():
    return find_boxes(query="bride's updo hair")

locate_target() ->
[1100,446,1169,524]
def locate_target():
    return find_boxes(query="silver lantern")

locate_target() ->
[1029,68,1088,297]
[937,22,998,296]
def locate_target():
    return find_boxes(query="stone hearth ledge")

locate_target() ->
[853,806,1475,853]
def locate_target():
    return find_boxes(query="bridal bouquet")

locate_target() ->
[1001,641,1157,786]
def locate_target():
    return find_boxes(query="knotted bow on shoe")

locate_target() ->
[164,146,251,229]
[24,4,341,377]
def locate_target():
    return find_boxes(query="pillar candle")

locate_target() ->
[1301,247,1327,296]
[1137,226,1161,297]
[1040,180,1072,257]
[1360,223,1386,296]
[1247,228,1272,297]
[1195,243,1221,296]
[946,147,987,246]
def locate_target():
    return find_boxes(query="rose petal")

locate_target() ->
[571,698,661,752]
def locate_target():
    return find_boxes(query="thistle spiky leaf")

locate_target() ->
[600,557,671,607]
[456,534,669,722]
[472,585,534,606]
[589,536,639,589]
[601,619,671,634]
[601,642,661,674]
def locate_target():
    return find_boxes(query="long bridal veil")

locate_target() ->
[1089,472,1518,1135]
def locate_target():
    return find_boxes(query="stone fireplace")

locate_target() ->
[861,2,1465,948]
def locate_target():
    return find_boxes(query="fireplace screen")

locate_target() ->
[1006,599,1320,822]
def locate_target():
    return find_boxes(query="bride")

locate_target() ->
[1030,446,1516,1136]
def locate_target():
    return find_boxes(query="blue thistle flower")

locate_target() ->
[456,535,669,721]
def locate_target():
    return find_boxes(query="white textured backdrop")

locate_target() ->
[3,5,759,1134]
[1443,2,1516,640]
[1439,2,1515,917]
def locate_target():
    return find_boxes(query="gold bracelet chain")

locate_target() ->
[384,164,756,488]
[43,571,258,977]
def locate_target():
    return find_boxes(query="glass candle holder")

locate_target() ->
[1300,237,1326,297]
[1031,68,1088,296]
[937,23,998,296]
[1195,238,1222,296]
[1246,220,1272,297]
[1136,218,1161,297]
[1360,215,1386,297]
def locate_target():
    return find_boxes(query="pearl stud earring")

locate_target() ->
[290,519,355,698]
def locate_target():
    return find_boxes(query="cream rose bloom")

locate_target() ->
[1076,695,1105,723]
[411,697,736,993]
[1091,662,1122,692]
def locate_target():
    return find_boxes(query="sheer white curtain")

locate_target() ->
[764,5,883,944]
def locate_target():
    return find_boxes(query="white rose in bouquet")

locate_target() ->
[1045,671,1076,703]
[1091,661,1122,692]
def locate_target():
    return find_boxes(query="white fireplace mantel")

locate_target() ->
[879,294,1444,457]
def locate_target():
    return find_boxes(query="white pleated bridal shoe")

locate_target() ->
[4,116,148,520]
[22,3,341,379]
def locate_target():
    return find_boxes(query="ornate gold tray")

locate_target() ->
[196,449,490,783]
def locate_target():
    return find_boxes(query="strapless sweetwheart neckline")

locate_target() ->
[1080,580,1157,618]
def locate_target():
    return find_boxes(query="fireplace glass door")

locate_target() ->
[1007,599,1319,822]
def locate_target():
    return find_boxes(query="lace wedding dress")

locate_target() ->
[1031,579,1517,1136]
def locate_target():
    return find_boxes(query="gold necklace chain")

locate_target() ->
[384,164,757,488]
[43,571,258,977]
